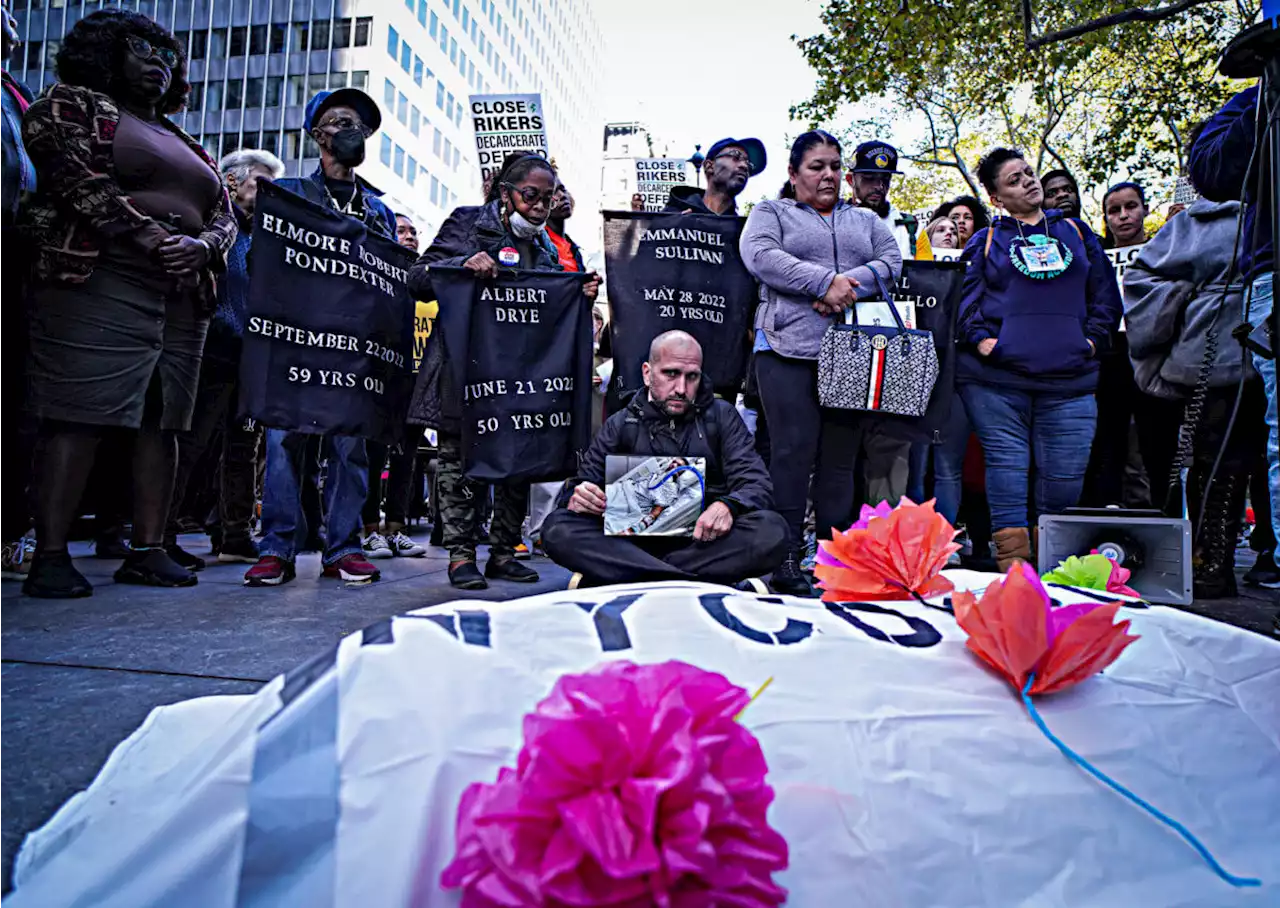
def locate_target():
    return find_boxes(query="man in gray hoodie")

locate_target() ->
[1124,195,1271,595]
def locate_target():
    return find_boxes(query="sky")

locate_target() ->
[593,0,828,204]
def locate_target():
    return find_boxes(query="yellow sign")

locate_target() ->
[413,299,439,368]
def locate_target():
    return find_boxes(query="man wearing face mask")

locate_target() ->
[244,88,397,587]
[665,137,766,216]
[846,141,915,258]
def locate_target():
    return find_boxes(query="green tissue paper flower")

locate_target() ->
[1041,554,1115,591]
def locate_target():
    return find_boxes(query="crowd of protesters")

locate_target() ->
[2,7,1276,606]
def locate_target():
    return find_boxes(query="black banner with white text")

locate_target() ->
[238,182,416,444]
[432,267,593,482]
[602,210,756,412]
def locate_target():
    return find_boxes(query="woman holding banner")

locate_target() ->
[408,152,599,590]
[740,130,903,597]
[956,148,1121,571]
[19,11,236,597]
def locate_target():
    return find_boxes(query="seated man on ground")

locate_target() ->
[541,331,787,587]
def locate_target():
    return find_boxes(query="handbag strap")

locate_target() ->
[841,269,906,331]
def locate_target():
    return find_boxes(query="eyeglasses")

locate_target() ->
[503,183,554,206]
[715,149,752,165]
[124,35,180,68]
[317,115,372,137]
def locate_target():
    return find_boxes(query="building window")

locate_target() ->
[397,92,408,124]
[452,146,461,169]
[333,18,352,48]
[290,23,309,52]
[459,50,467,76]
[308,73,328,96]
[355,18,372,46]
[270,24,286,53]
[435,82,445,109]
[445,94,454,120]
[454,104,462,128]
[304,133,320,158]
[433,128,442,156]
[266,76,284,107]
[413,56,424,87]
[245,77,264,107]
[443,137,453,164]
[404,0,414,9]
[285,131,302,160]
[394,145,405,177]
[439,25,449,55]
[330,71,346,89]
[387,26,399,59]
[430,11,439,38]
[313,20,331,50]
[400,42,411,72]
[209,28,228,57]
[186,81,202,112]
[206,81,224,111]
[381,134,393,165]
[187,31,208,60]
[229,26,247,56]
[260,132,280,158]
[410,106,421,136]
[407,156,418,186]
[384,78,395,108]
[431,175,440,205]
[227,80,244,109]
[250,25,268,55]
[351,71,369,90]
[449,37,457,64]
[462,6,470,29]
[288,75,308,106]
[418,0,428,25]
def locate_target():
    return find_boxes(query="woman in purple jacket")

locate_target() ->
[740,130,902,596]
[957,148,1122,570]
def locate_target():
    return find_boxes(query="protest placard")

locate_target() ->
[602,211,755,411]
[432,267,593,482]
[634,158,689,212]
[1106,243,1147,332]
[469,93,548,184]
[239,182,415,444]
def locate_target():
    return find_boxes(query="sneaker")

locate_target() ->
[165,543,206,572]
[245,555,296,586]
[362,531,394,560]
[386,530,427,557]
[449,560,488,590]
[1243,551,1280,589]
[771,549,815,598]
[114,548,199,588]
[733,578,770,594]
[800,530,818,574]
[321,553,381,582]
[954,527,974,556]
[217,537,260,564]
[2,537,32,581]
[513,542,532,561]
[531,537,546,558]
[23,551,93,598]
[486,556,539,583]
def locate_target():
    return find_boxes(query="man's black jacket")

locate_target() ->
[558,381,773,516]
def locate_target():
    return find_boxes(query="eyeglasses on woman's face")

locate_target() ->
[504,183,555,206]
[124,35,180,68]
[318,115,372,137]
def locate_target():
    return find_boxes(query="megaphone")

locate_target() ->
[1038,509,1194,606]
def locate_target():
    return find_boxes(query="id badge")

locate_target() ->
[1021,242,1065,273]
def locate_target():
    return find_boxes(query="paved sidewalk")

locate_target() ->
[2,533,1276,891]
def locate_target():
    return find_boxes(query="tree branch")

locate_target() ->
[1022,0,1220,50]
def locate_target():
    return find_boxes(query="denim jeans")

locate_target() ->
[906,399,969,526]
[959,384,1097,530]
[260,429,368,565]
[1247,272,1278,550]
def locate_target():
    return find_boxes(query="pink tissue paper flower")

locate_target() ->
[439,660,789,907]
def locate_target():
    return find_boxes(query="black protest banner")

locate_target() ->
[881,260,966,440]
[602,211,755,412]
[432,267,593,482]
[239,181,415,445]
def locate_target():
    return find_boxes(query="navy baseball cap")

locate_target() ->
[304,88,382,133]
[705,137,767,176]
[851,141,903,175]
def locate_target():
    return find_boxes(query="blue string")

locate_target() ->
[647,465,705,501]
[1021,675,1260,888]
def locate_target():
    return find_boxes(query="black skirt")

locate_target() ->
[27,267,209,431]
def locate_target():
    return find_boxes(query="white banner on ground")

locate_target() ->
[634,157,689,212]
[468,93,547,184]
[1108,243,1147,333]
[9,577,1280,907]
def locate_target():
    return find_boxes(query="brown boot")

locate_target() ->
[993,527,1032,573]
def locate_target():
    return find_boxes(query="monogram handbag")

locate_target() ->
[817,271,940,416]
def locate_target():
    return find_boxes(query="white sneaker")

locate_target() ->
[362,532,394,559]
[386,530,427,557]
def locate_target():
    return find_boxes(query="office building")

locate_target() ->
[11,0,605,239]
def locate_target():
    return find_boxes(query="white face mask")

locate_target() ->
[509,209,546,239]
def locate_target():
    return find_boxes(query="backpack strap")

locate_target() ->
[618,416,639,454]
[1066,218,1084,243]
[984,226,995,258]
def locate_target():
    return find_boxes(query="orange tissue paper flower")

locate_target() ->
[814,498,961,602]
[953,561,1139,696]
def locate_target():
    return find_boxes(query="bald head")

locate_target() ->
[648,330,702,367]
[643,331,703,418]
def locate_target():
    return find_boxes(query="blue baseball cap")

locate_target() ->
[304,88,382,133]
[705,137,767,176]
